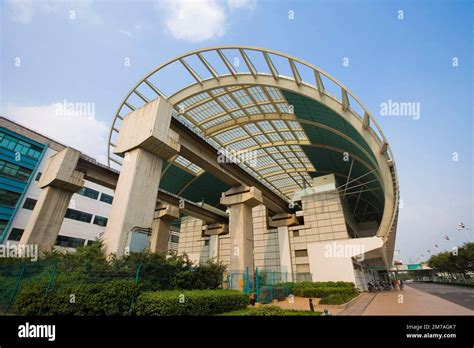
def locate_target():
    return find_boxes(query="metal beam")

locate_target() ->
[170,118,291,213]
[76,157,229,223]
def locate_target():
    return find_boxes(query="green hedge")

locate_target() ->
[294,287,357,298]
[319,293,358,305]
[14,279,138,315]
[132,290,249,316]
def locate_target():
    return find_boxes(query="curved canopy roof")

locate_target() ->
[108,46,399,239]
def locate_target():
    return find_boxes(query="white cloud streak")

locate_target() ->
[157,0,227,42]
[3,103,109,164]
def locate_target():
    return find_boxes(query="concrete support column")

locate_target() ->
[268,212,299,280]
[277,226,292,279]
[103,97,180,257]
[150,204,179,253]
[209,235,219,259]
[221,186,263,273]
[204,222,228,261]
[20,148,84,251]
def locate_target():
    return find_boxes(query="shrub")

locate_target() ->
[294,287,357,298]
[132,290,249,316]
[319,293,357,305]
[245,305,285,316]
[171,260,226,290]
[14,279,138,315]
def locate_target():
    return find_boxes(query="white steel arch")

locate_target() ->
[107,46,399,244]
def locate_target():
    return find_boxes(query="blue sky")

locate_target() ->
[0,0,472,263]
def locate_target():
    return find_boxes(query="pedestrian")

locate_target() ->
[400,279,404,290]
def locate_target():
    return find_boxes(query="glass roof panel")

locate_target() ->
[231,89,253,106]
[175,85,318,198]
[260,104,276,113]
[247,86,268,102]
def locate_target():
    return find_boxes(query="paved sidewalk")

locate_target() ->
[338,293,376,315]
[362,286,474,315]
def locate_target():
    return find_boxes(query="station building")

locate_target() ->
[1,46,399,289]
[0,117,179,252]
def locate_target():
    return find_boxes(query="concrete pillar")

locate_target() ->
[204,222,228,261]
[20,148,84,250]
[268,212,298,281]
[220,186,263,273]
[209,235,219,259]
[277,226,292,279]
[150,204,179,253]
[103,97,180,257]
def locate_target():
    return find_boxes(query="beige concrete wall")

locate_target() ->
[218,234,230,266]
[288,190,350,277]
[177,217,209,264]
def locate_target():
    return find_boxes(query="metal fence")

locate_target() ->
[1,261,315,314]
[228,267,312,304]
[0,260,141,315]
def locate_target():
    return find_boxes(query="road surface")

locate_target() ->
[408,282,474,310]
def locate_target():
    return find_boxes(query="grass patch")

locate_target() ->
[219,305,321,316]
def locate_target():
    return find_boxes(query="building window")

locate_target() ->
[93,215,108,227]
[78,187,100,200]
[8,228,24,241]
[22,198,37,210]
[0,132,43,160]
[0,160,32,182]
[0,220,8,235]
[55,235,86,248]
[99,193,113,204]
[64,208,93,223]
[204,240,210,246]
[293,230,300,237]
[0,189,21,208]
[170,235,179,243]
[295,249,308,257]
[35,172,42,181]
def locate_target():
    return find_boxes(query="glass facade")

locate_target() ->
[0,160,32,182]
[0,131,43,160]
[0,128,45,242]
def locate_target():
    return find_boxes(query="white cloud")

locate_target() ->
[7,0,101,25]
[157,0,227,42]
[4,103,109,164]
[7,0,34,24]
[119,29,133,37]
[228,0,256,11]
